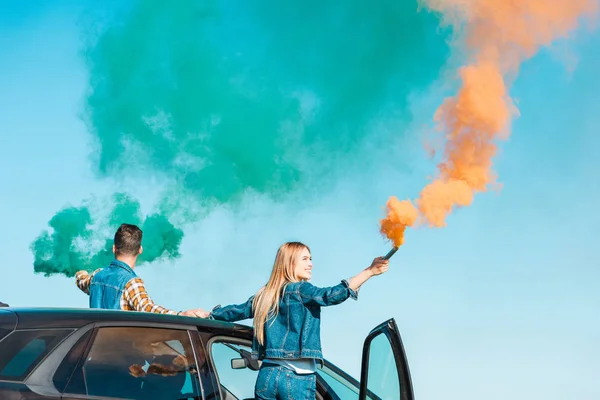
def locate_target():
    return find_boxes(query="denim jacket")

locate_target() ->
[209,279,358,360]
[89,260,137,310]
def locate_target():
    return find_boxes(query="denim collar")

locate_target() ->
[109,259,135,275]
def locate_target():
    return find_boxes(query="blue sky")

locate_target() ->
[1,1,599,399]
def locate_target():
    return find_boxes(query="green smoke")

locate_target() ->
[31,207,94,277]
[32,0,450,276]
[84,0,449,200]
[32,194,183,277]
[138,214,184,263]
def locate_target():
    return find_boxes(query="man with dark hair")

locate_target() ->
[75,223,204,317]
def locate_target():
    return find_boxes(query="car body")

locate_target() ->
[0,307,414,399]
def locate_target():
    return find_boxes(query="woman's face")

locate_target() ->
[294,247,313,281]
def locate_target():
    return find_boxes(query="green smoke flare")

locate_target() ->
[138,214,184,263]
[84,0,449,201]
[31,206,94,277]
[32,0,449,276]
[32,194,183,277]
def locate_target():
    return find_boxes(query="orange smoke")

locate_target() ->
[381,0,597,247]
[380,198,419,247]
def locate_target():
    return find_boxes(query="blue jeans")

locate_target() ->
[255,364,317,400]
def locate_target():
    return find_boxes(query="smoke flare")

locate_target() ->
[381,0,597,247]
[33,0,451,276]
[82,0,448,202]
[31,194,183,277]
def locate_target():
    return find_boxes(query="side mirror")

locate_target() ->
[231,358,247,369]
[231,356,262,371]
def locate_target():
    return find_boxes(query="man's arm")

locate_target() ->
[123,278,178,314]
[75,269,101,295]
[123,278,206,317]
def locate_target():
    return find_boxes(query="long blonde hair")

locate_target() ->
[252,242,310,345]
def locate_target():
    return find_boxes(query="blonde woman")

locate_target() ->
[208,242,389,400]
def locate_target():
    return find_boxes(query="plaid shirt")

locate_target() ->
[76,269,178,315]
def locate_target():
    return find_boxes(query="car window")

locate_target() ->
[64,326,202,400]
[0,329,72,381]
[316,364,360,400]
[210,339,260,400]
[364,333,400,400]
[316,361,386,400]
[53,329,93,393]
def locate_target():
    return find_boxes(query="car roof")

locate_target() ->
[1,307,253,337]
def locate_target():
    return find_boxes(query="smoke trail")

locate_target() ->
[381,0,597,247]
[137,214,184,263]
[32,193,183,277]
[31,206,94,277]
[33,0,452,276]
[83,0,449,201]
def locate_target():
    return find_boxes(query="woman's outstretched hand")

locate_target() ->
[347,257,390,291]
[367,257,389,276]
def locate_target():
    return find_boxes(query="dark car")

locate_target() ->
[0,307,413,400]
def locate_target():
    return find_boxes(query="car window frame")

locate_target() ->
[358,318,413,400]
[205,335,257,400]
[190,329,224,400]
[52,328,96,393]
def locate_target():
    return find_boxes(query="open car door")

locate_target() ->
[358,318,414,400]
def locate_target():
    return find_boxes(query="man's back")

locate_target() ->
[74,222,205,317]
[89,260,137,310]
[76,260,182,315]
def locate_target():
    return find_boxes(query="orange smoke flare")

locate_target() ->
[381,197,419,247]
[380,0,597,246]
